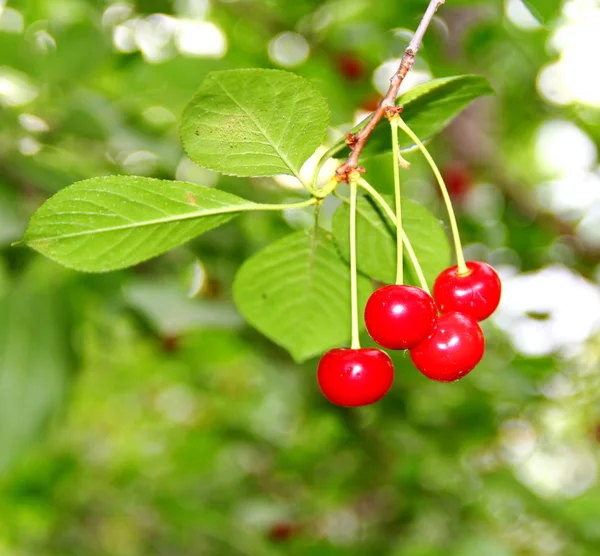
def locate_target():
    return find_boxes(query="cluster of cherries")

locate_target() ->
[317,261,501,407]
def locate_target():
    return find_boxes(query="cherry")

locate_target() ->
[336,53,366,82]
[410,312,484,382]
[268,522,299,542]
[364,285,437,350]
[441,162,472,202]
[317,348,394,407]
[360,93,383,112]
[433,261,501,321]
[162,334,180,353]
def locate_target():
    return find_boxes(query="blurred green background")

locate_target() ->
[2,0,600,554]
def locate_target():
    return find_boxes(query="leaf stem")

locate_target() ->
[396,118,468,275]
[315,177,339,198]
[349,178,360,350]
[253,198,319,213]
[303,181,321,197]
[390,118,403,285]
[357,178,430,294]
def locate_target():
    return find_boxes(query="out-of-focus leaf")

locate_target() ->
[0,188,24,246]
[522,0,563,24]
[180,69,330,178]
[0,261,74,474]
[123,279,243,335]
[0,258,9,300]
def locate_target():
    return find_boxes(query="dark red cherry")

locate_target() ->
[410,312,484,382]
[441,162,472,202]
[268,522,299,542]
[360,93,383,112]
[317,348,394,407]
[433,261,501,321]
[364,285,437,350]
[336,53,366,82]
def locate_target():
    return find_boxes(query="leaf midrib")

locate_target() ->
[214,78,303,183]
[24,203,255,244]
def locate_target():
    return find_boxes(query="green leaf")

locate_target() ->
[521,0,562,24]
[332,195,451,288]
[233,229,372,363]
[322,75,493,163]
[22,176,252,273]
[180,69,330,179]
[0,261,75,474]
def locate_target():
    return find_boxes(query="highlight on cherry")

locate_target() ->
[16,0,499,410]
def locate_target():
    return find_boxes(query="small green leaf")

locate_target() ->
[180,69,330,179]
[332,195,451,288]
[322,75,493,164]
[0,261,75,474]
[522,0,562,24]
[233,229,372,363]
[23,176,252,272]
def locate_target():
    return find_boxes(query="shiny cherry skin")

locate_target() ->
[317,348,394,407]
[410,312,484,382]
[433,261,501,321]
[364,285,437,350]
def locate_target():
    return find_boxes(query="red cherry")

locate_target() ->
[441,162,472,201]
[433,261,501,321]
[360,93,383,112]
[317,348,394,407]
[162,334,180,352]
[364,285,437,350]
[410,312,484,382]
[336,53,366,82]
[268,522,299,542]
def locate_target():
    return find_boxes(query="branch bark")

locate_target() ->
[335,0,445,182]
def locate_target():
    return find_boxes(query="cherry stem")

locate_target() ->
[396,118,468,275]
[349,178,361,350]
[390,117,403,285]
[357,178,431,295]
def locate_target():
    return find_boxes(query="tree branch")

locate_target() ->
[335,0,445,182]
